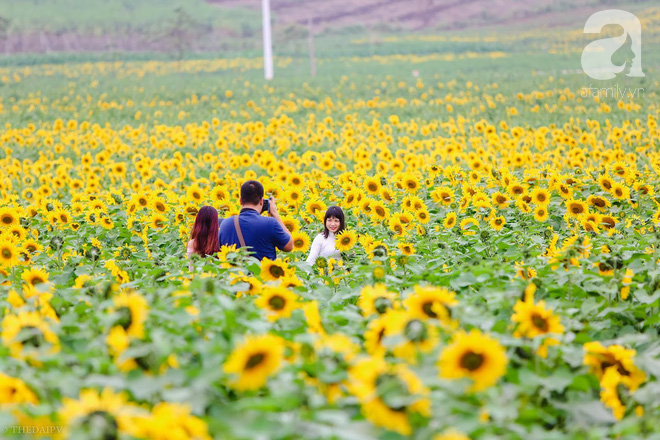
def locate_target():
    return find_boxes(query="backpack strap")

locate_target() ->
[233,215,246,248]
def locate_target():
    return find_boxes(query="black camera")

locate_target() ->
[261,198,270,214]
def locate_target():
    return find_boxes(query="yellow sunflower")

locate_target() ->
[583,341,646,391]
[459,217,479,236]
[280,216,300,234]
[335,230,357,252]
[1,311,60,361]
[431,187,455,206]
[364,176,382,195]
[397,242,415,256]
[533,206,549,222]
[223,334,285,391]
[229,273,262,298]
[291,231,311,253]
[404,285,458,326]
[58,388,145,439]
[443,212,457,229]
[587,195,611,211]
[133,402,211,440]
[254,286,300,322]
[358,283,397,317]
[307,199,327,219]
[438,329,508,392]
[0,239,20,268]
[260,257,293,281]
[610,182,630,200]
[0,372,39,406]
[149,214,167,230]
[22,239,43,257]
[347,356,430,436]
[371,201,389,221]
[511,297,564,339]
[529,188,551,206]
[382,310,440,363]
[565,199,587,217]
[21,267,50,288]
[111,291,149,339]
[0,207,19,228]
[489,216,506,231]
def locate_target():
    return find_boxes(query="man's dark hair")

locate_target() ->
[240,180,264,206]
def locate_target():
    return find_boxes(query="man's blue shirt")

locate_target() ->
[218,208,290,261]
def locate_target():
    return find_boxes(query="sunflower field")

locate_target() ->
[0,47,660,440]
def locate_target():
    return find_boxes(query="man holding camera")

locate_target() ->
[218,180,293,261]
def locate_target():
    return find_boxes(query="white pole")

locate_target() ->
[308,15,316,77]
[262,0,274,80]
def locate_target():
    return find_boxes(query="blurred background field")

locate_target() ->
[0,0,658,129]
[0,0,659,73]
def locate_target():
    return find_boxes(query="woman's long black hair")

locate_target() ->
[323,206,345,239]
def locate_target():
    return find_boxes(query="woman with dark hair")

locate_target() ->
[187,206,220,260]
[306,205,345,264]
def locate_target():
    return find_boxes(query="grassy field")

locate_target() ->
[0,0,259,32]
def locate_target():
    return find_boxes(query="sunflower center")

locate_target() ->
[1,215,13,224]
[19,326,46,348]
[30,276,45,286]
[373,246,386,258]
[245,352,266,370]
[601,356,631,376]
[531,313,549,332]
[460,351,485,371]
[1,248,11,258]
[269,266,285,278]
[115,307,133,331]
[268,295,286,310]
[404,319,428,342]
[375,373,409,412]
[374,297,392,314]
[421,301,438,318]
[81,410,119,440]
